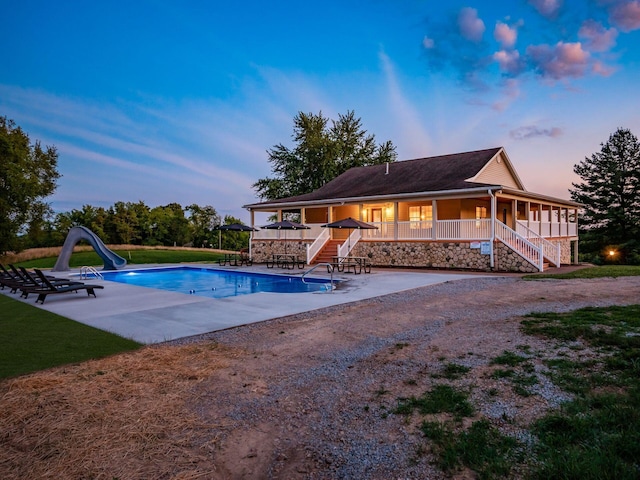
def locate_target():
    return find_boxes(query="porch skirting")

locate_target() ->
[251,240,558,273]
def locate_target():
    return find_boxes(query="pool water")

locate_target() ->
[97,266,334,299]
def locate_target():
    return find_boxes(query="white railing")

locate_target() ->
[306,228,330,264]
[337,230,361,258]
[436,219,492,240]
[495,222,543,271]
[81,265,103,279]
[516,221,561,267]
[397,221,434,240]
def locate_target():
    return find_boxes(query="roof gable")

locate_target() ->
[468,149,524,190]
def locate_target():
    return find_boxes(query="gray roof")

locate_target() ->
[247,147,503,207]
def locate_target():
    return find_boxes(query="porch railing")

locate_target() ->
[495,221,543,271]
[306,228,330,264]
[516,221,561,267]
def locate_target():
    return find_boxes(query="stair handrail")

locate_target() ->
[494,221,544,272]
[337,230,361,258]
[516,221,561,267]
[307,228,330,264]
[80,265,103,280]
[301,263,334,293]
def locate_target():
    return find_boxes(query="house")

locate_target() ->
[243,147,580,272]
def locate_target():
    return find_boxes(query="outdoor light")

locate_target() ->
[609,250,616,257]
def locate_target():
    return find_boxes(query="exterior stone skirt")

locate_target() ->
[252,240,546,273]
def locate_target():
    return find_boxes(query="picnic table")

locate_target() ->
[331,256,372,274]
[219,252,252,267]
[266,254,305,269]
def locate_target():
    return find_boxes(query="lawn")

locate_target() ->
[0,294,141,379]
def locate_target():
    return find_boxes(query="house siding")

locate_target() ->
[473,155,520,188]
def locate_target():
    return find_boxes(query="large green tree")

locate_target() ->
[570,128,640,262]
[0,117,60,254]
[253,110,397,201]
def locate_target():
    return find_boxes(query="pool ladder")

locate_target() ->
[301,263,335,293]
[80,265,103,280]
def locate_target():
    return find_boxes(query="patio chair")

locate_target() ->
[18,267,85,298]
[239,249,253,266]
[20,269,104,304]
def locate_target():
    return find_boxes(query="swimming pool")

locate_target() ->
[96,266,334,299]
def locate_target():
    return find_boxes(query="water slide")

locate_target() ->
[52,226,127,271]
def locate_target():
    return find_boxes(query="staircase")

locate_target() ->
[312,240,342,264]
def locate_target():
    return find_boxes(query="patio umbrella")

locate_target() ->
[217,223,258,255]
[261,220,309,254]
[321,217,378,256]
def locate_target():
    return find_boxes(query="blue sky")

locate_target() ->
[2,0,639,223]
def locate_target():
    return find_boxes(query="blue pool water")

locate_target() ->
[97,266,334,299]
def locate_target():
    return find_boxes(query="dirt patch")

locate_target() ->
[1,275,639,479]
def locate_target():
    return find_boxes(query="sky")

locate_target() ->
[2,0,639,223]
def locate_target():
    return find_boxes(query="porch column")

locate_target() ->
[526,201,531,230]
[394,202,399,241]
[432,199,438,240]
[538,204,543,235]
[512,199,517,230]
[301,208,306,239]
[573,239,579,265]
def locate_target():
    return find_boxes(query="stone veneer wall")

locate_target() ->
[250,239,571,273]
[251,240,309,264]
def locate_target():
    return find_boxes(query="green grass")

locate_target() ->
[16,249,224,269]
[421,419,521,480]
[524,264,640,280]
[394,384,474,419]
[522,305,640,479]
[0,294,141,379]
[432,362,471,380]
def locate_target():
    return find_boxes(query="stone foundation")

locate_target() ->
[251,239,570,273]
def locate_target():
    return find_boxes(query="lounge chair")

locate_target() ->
[0,264,40,293]
[20,269,104,304]
[18,267,85,298]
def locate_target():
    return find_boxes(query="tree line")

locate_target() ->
[30,201,249,251]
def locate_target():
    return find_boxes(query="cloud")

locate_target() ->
[422,36,435,49]
[609,0,640,32]
[510,125,563,140]
[493,49,525,75]
[578,20,618,51]
[526,41,591,79]
[528,0,563,18]
[494,21,518,48]
[458,7,485,42]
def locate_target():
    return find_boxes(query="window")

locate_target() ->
[409,205,432,229]
[475,206,487,219]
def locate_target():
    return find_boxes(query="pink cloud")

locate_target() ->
[494,21,518,48]
[609,0,640,32]
[493,49,522,74]
[578,20,618,51]
[458,7,485,42]
[528,0,563,18]
[527,41,590,79]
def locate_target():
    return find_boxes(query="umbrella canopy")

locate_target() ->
[321,217,377,230]
[218,223,257,232]
[321,217,377,256]
[261,220,310,230]
[262,220,309,254]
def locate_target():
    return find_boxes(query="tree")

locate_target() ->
[0,116,60,254]
[187,204,220,247]
[253,110,397,201]
[570,128,640,263]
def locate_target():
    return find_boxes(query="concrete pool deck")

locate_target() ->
[3,264,493,344]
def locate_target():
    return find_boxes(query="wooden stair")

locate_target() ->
[312,240,341,264]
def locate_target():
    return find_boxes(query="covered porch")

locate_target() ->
[247,190,579,272]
